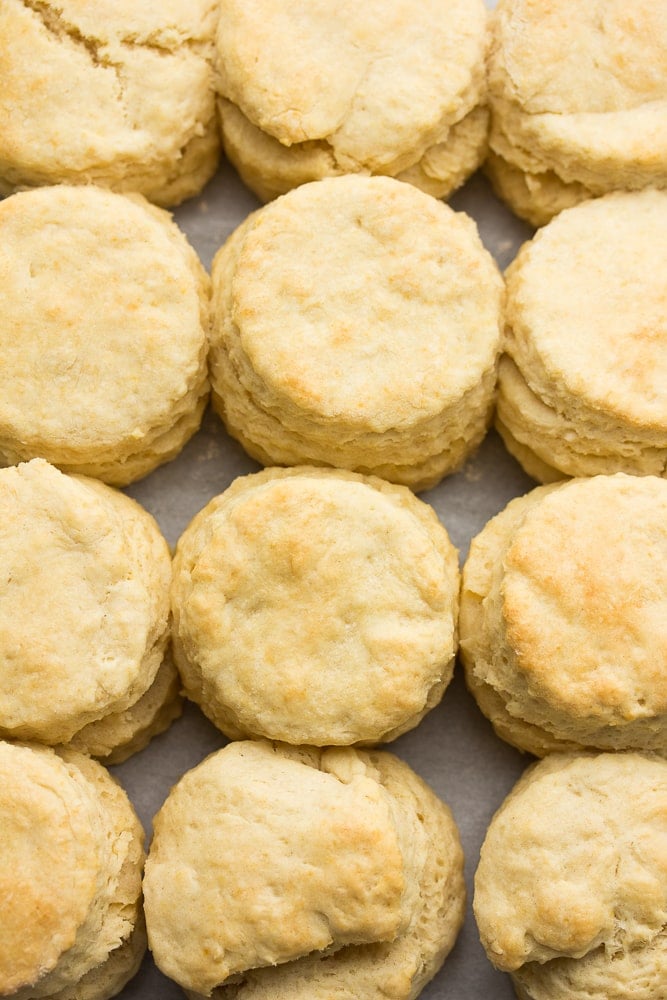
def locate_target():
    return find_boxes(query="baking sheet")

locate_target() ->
[109,151,539,999]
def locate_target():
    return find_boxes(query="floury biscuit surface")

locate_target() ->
[474,753,667,1000]
[171,467,460,745]
[0,460,177,761]
[496,190,667,481]
[460,475,667,756]
[0,185,210,486]
[144,741,465,999]
[486,0,667,225]
[0,741,145,1000]
[210,176,504,491]
[0,0,220,205]
[215,0,489,201]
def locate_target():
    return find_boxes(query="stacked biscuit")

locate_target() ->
[209,174,504,491]
[0,741,146,1000]
[143,740,465,999]
[215,0,490,202]
[486,0,667,226]
[0,0,220,205]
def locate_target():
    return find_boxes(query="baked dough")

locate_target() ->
[495,190,667,481]
[0,459,178,761]
[474,752,667,999]
[209,175,504,491]
[0,0,220,206]
[0,740,145,1000]
[215,0,489,202]
[460,474,667,756]
[144,740,465,999]
[485,0,667,225]
[0,185,210,485]
[171,466,460,745]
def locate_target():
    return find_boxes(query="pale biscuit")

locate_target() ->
[0,0,220,206]
[144,740,465,999]
[486,0,667,225]
[0,185,210,486]
[460,475,667,756]
[474,752,667,999]
[0,740,145,1000]
[214,0,489,203]
[209,175,504,491]
[171,466,460,745]
[495,190,667,481]
[0,460,177,760]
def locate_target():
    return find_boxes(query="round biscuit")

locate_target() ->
[171,466,459,745]
[0,0,220,206]
[0,185,210,485]
[209,175,504,490]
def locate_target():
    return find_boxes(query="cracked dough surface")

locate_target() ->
[0,741,145,1000]
[0,185,210,485]
[144,741,465,999]
[474,752,667,1000]
[171,466,459,745]
[215,0,488,200]
[496,190,667,480]
[0,460,172,753]
[0,0,220,205]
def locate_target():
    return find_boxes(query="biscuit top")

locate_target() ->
[474,753,667,971]
[224,176,503,432]
[505,190,667,427]
[171,467,458,744]
[0,742,100,994]
[0,185,208,458]
[0,0,218,187]
[216,0,487,172]
[0,460,171,742]
[490,0,667,116]
[144,741,423,995]
[500,475,667,725]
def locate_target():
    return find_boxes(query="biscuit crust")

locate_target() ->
[0,186,210,485]
[171,466,459,745]
[0,0,220,205]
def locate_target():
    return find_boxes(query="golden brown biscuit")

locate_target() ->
[486,0,667,225]
[474,752,667,999]
[0,460,177,760]
[144,741,465,999]
[215,0,489,202]
[0,185,210,485]
[209,175,504,491]
[495,190,667,481]
[171,466,460,745]
[460,475,667,756]
[0,740,145,1000]
[0,0,220,206]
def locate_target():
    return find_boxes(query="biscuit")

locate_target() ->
[0,459,178,761]
[209,175,504,491]
[0,0,220,206]
[485,0,667,226]
[214,0,489,203]
[474,752,667,999]
[171,466,460,745]
[144,740,465,999]
[460,475,667,756]
[0,740,145,1000]
[495,190,667,482]
[0,185,210,486]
